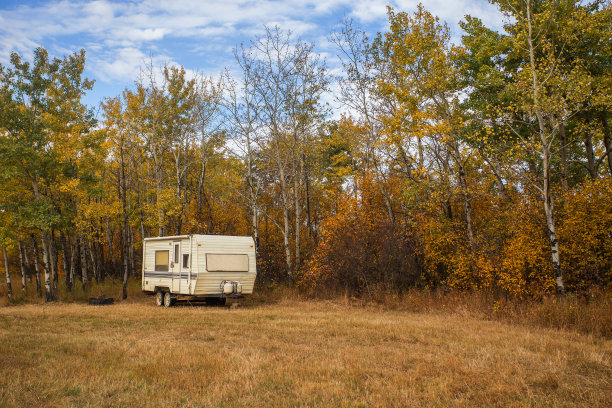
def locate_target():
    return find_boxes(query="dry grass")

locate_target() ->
[0,276,147,306]
[277,284,612,339]
[0,297,610,407]
[368,288,612,339]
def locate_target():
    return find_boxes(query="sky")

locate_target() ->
[0,0,506,112]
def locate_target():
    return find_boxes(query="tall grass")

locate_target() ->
[255,283,612,338]
[0,274,146,306]
[2,273,611,338]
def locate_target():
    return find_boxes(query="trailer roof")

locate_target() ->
[143,234,253,241]
[143,235,190,241]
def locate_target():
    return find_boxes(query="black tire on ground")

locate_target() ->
[163,292,173,307]
[155,291,164,306]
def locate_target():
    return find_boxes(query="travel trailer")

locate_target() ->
[142,235,257,307]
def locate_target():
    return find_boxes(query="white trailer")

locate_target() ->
[142,234,257,307]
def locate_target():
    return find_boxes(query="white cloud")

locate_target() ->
[349,0,389,23]
[0,0,504,103]
[393,0,505,30]
[92,47,149,82]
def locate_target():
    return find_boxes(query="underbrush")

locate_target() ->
[3,275,610,338]
[386,288,612,338]
[255,283,612,338]
[0,275,146,306]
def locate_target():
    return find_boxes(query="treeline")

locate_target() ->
[0,0,610,302]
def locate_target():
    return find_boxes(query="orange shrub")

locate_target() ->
[300,176,420,295]
[558,178,612,291]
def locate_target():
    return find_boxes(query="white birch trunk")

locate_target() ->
[3,247,12,298]
[41,232,53,301]
[18,240,27,292]
[526,0,565,294]
[31,236,42,297]
[79,235,88,291]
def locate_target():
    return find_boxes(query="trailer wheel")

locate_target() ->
[155,291,164,307]
[163,292,173,307]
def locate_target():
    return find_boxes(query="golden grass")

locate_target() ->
[0,298,610,407]
[0,275,147,306]
[365,288,612,339]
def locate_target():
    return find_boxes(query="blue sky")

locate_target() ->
[0,0,505,111]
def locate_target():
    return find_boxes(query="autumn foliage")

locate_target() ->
[301,176,419,295]
[1,1,611,302]
[302,175,612,298]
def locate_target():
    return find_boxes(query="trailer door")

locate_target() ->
[171,241,181,293]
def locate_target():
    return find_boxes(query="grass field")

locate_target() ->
[0,299,610,407]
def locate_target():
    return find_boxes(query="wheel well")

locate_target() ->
[154,286,170,293]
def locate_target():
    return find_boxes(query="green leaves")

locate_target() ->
[0,47,98,238]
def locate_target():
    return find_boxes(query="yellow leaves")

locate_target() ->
[557,178,612,290]
[57,178,79,193]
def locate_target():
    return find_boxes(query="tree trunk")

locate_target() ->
[584,125,597,180]
[51,231,59,295]
[283,210,292,282]
[106,218,115,277]
[457,158,475,249]
[18,240,27,293]
[3,247,12,298]
[69,235,76,292]
[60,232,70,291]
[41,231,54,301]
[246,131,259,253]
[121,143,130,299]
[279,162,292,280]
[22,241,32,283]
[601,110,612,176]
[97,228,105,282]
[79,235,88,291]
[31,235,42,297]
[252,208,259,254]
[526,1,564,294]
[130,225,135,275]
[543,147,564,294]
[88,238,98,284]
[197,165,204,215]
[122,228,129,300]
[294,168,301,271]
[156,166,164,237]
[304,166,313,243]
[488,155,508,199]
[417,134,424,171]
[444,198,453,220]
[559,118,569,190]
[74,237,81,283]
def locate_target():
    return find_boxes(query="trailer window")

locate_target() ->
[183,254,189,268]
[206,254,249,272]
[174,244,179,263]
[155,250,169,272]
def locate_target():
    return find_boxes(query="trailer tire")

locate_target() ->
[163,292,173,307]
[155,291,164,307]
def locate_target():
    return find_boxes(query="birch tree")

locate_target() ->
[372,6,476,248]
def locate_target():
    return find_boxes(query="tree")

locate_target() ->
[330,18,397,224]
[237,26,328,280]
[372,6,476,248]
[0,47,96,300]
[481,0,608,294]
